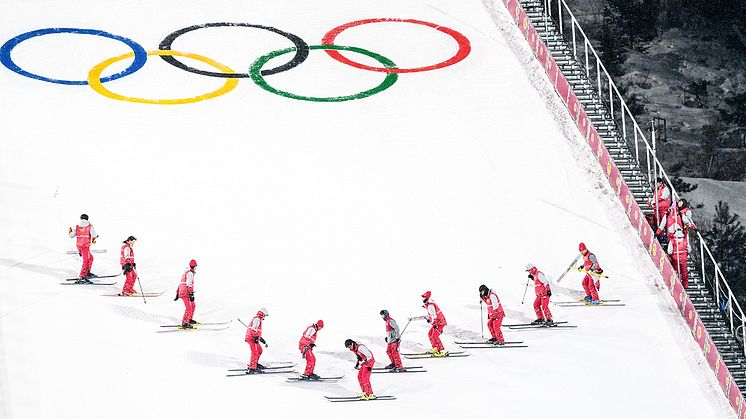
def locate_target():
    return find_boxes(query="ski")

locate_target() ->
[455,340,523,345]
[403,353,470,359]
[371,369,427,374]
[555,299,621,304]
[286,376,344,382]
[400,350,465,356]
[66,249,107,254]
[65,274,120,281]
[556,254,582,283]
[60,281,116,286]
[161,320,232,328]
[504,321,568,327]
[371,365,423,371]
[226,369,295,377]
[458,344,528,349]
[156,326,229,333]
[325,395,396,402]
[556,302,626,307]
[508,324,576,329]
[227,364,295,372]
[570,266,609,278]
[102,291,164,297]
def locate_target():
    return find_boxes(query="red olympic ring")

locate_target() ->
[321,18,471,74]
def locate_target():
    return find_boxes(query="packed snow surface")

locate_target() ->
[0,0,736,417]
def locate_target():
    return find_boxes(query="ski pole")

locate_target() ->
[399,318,413,337]
[238,318,248,328]
[521,278,530,304]
[480,300,484,338]
[135,270,146,304]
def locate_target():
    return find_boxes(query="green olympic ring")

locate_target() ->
[250,45,398,102]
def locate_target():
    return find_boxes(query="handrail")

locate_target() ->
[536,0,746,354]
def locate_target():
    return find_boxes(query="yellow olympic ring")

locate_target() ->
[87,50,238,105]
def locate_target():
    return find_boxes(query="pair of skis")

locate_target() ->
[157,320,232,333]
[60,274,120,286]
[505,321,577,329]
[554,299,625,307]
[325,395,396,403]
[372,365,427,374]
[401,351,469,359]
[226,363,296,377]
[456,340,528,349]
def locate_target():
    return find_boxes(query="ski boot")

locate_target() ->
[298,375,310,381]
[188,319,199,325]
[75,277,94,284]
[180,323,193,329]
[487,338,498,343]
[589,300,601,305]
[426,348,439,354]
[583,295,592,302]
[84,272,98,279]
[361,394,377,400]
[495,340,505,346]
[247,368,262,374]
[433,350,447,357]
[530,318,545,325]
[257,363,266,370]
[393,367,407,373]
[308,373,321,381]
[384,363,396,370]
[544,319,556,327]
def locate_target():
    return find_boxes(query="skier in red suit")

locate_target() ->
[176,260,198,328]
[422,291,447,355]
[579,243,603,304]
[298,320,324,380]
[526,263,554,326]
[245,307,269,372]
[120,236,137,296]
[479,285,505,344]
[68,214,98,280]
[345,339,376,400]
[668,230,690,288]
[380,310,404,370]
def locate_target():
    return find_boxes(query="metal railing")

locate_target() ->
[534,0,746,353]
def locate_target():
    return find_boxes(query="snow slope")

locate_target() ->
[0,0,735,417]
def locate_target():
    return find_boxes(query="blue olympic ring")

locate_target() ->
[0,28,147,85]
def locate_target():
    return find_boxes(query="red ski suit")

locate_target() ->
[70,221,96,278]
[424,301,447,351]
[350,343,375,395]
[299,324,320,376]
[481,289,505,343]
[529,267,552,320]
[658,205,696,241]
[178,268,196,324]
[581,251,602,301]
[245,311,265,369]
[384,316,403,368]
[120,243,136,294]
[668,232,690,288]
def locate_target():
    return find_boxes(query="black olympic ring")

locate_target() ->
[158,22,309,77]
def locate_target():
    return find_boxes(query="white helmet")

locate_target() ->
[525,263,535,271]
[259,307,268,316]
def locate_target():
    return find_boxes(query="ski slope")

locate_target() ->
[0,0,735,417]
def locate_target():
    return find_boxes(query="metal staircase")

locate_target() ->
[518,0,746,392]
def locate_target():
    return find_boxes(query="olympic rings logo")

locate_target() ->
[0,19,471,105]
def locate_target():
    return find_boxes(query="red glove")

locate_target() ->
[656,228,663,235]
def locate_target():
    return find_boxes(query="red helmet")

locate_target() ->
[316,320,324,329]
[422,291,432,300]
[189,259,198,268]
[579,243,587,252]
